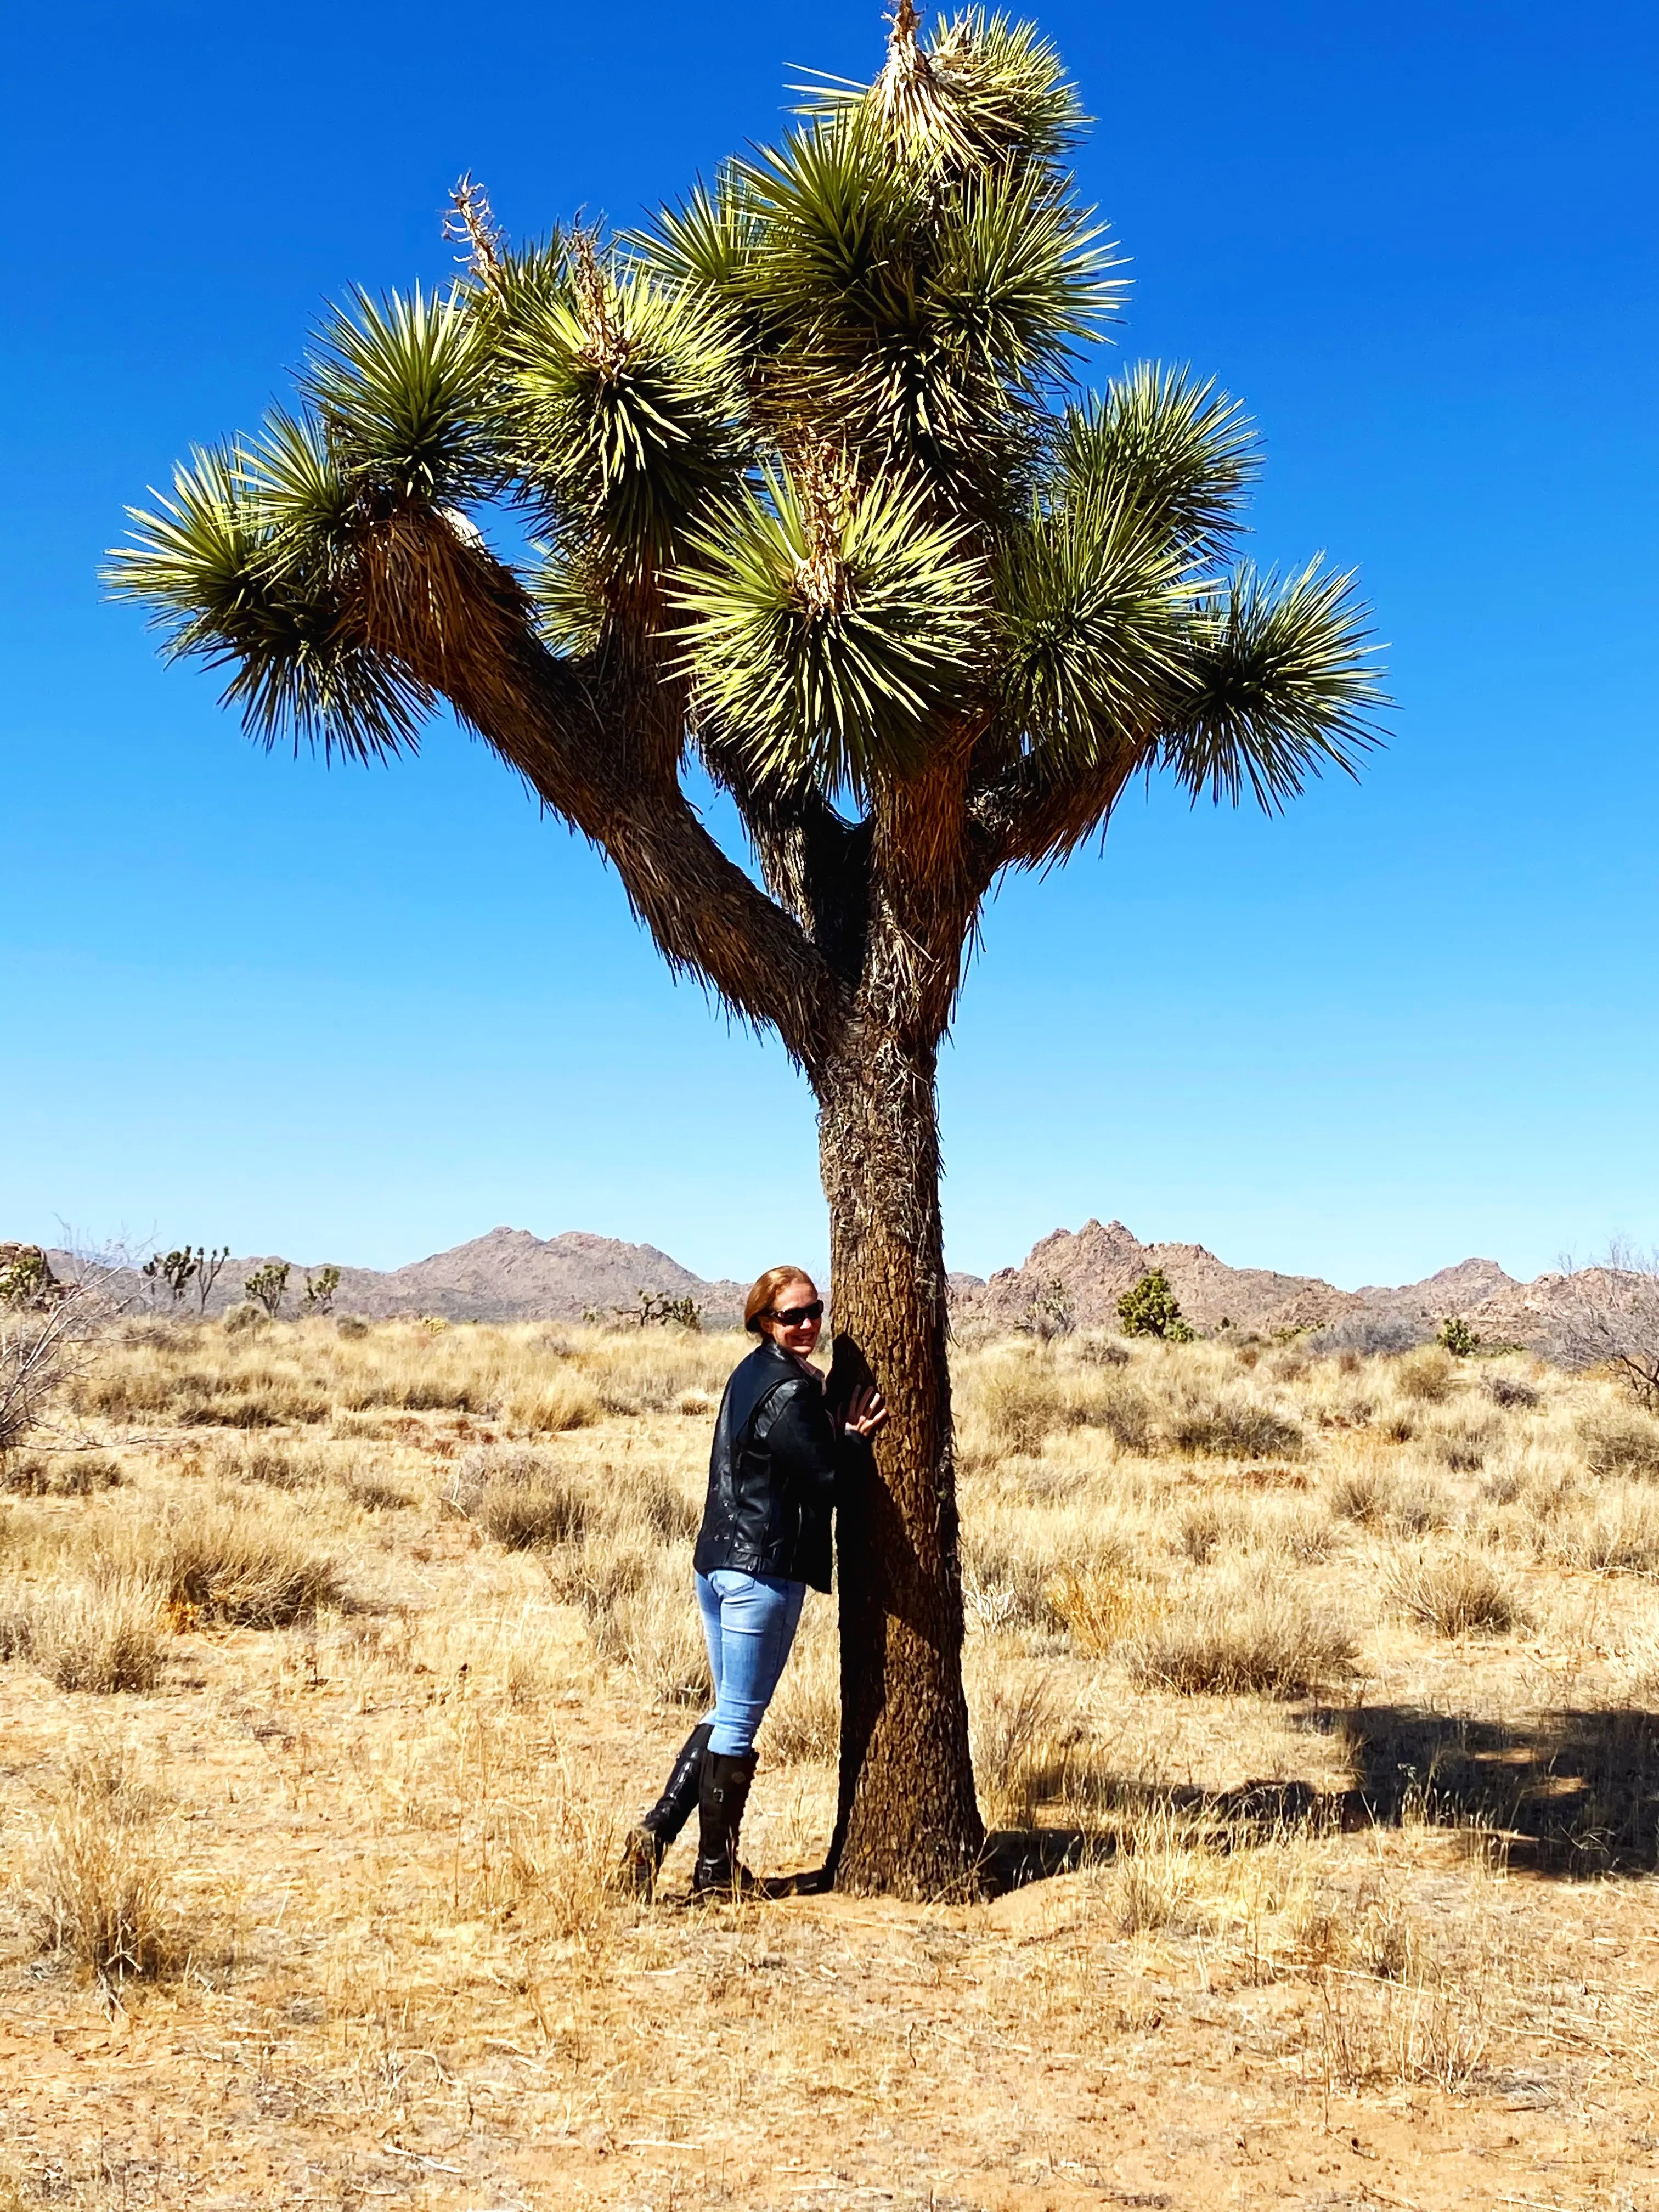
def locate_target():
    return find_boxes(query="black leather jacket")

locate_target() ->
[693,1340,841,1592]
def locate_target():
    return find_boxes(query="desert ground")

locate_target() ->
[3,1313,1659,2210]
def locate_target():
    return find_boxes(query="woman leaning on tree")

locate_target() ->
[619,1266,887,1898]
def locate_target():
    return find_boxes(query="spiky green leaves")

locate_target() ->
[729,116,1115,509]
[674,463,983,792]
[105,438,431,759]
[992,490,1191,760]
[498,249,747,573]
[1053,367,1257,569]
[302,287,499,509]
[1158,564,1380,807]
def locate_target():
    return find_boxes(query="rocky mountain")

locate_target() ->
[33,1218,1609,1352]
[947,1219,1539,1346]
[57,1228,748,1330]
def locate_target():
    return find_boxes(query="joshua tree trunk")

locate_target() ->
[817,1020,985,1897]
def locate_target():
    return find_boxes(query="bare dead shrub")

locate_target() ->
[1551,1244,1659,1411]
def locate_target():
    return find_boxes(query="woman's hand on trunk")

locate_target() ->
[843,1384,888,1438]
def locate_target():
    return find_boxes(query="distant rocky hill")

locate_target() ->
[31,1218,1605,1352]
[54,1228,748,1330]
[946,1219,1563,1348]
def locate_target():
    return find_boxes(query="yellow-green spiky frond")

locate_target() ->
[498,242,750,580]
[104,436,431,760]
[736,115,1115,517]
[300,286,500,510]
[1053,365,1257,571]
[991,485,1194,763]
[672,458,985,794]
[797,8,1084,178]
[1157,562,1382,808]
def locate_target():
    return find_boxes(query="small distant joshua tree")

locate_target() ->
[1437,1316,1480,1358]
[142,1248,200,1306]
[301,1266,342,1316]
[1020,1276,1074,1340]
[1118,1268,1194,1342]
[108,8,1381,1893]
[242,1262,290,1319]
[195,1246,231,1314]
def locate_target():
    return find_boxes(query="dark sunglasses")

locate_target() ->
[769,1300,823,1325]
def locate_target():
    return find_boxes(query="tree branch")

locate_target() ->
[356,515,847,1067]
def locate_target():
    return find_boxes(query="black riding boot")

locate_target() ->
[617,1722,713,1895]
[692,1748,770,1897]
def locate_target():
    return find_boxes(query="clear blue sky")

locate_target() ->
[4,1,1655,1290]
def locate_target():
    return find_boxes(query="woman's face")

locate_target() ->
[761,1277,822,1359]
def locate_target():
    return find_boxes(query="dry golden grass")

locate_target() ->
[6,1313,1659,2209]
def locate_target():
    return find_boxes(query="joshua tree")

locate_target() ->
[109,8,1380,1895]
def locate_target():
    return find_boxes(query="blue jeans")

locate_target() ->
[695,1570,806,1757]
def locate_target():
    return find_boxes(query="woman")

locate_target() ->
[620,1266,886,1897]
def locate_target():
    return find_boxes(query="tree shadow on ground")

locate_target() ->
[970,1703,1659,1896]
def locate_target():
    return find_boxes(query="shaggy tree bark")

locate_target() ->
[818,1023,983,1896]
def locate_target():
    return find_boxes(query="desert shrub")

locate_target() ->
[25,1763,187,1979]
[1393,1347,1455,1404]
[1075,1331,1130,1367]
[0,1577,167,1692]
[1385,1550,1520,1637]
[335,1314,370,1339]
[1437,1317,1481,1357]
[456,1446,588,1551]
[1580,1406,1659,1479]
[1074,1380,1154,1453]
[232,1440,331,1489]
[1423,1409,1498,1473]
[572,1544,710,1705]
[1127,1574,1356,1696]
[223,1302,267,1336]
[1117,1270,1194,1342]
[1307,1313,1431,1357]
[624,1466,701,1543]
[1484,1373,1541,1410]
[1165,1395,1303,1461]
[1178,1496,1252,1564]
[2,1452,121,1497]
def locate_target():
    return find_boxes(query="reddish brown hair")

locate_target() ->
[743,1266,819,1335]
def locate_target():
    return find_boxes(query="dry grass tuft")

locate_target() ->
[24,1757,189,1980]
[1580,1404,1659,1477]
[456,1444,589,1550]
[121,1493,343,1626]
[1127,1572,1357,1696]
[1384,1549,1521,1637]
[2,1451,122,1497]
[0,1577,168,1692]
